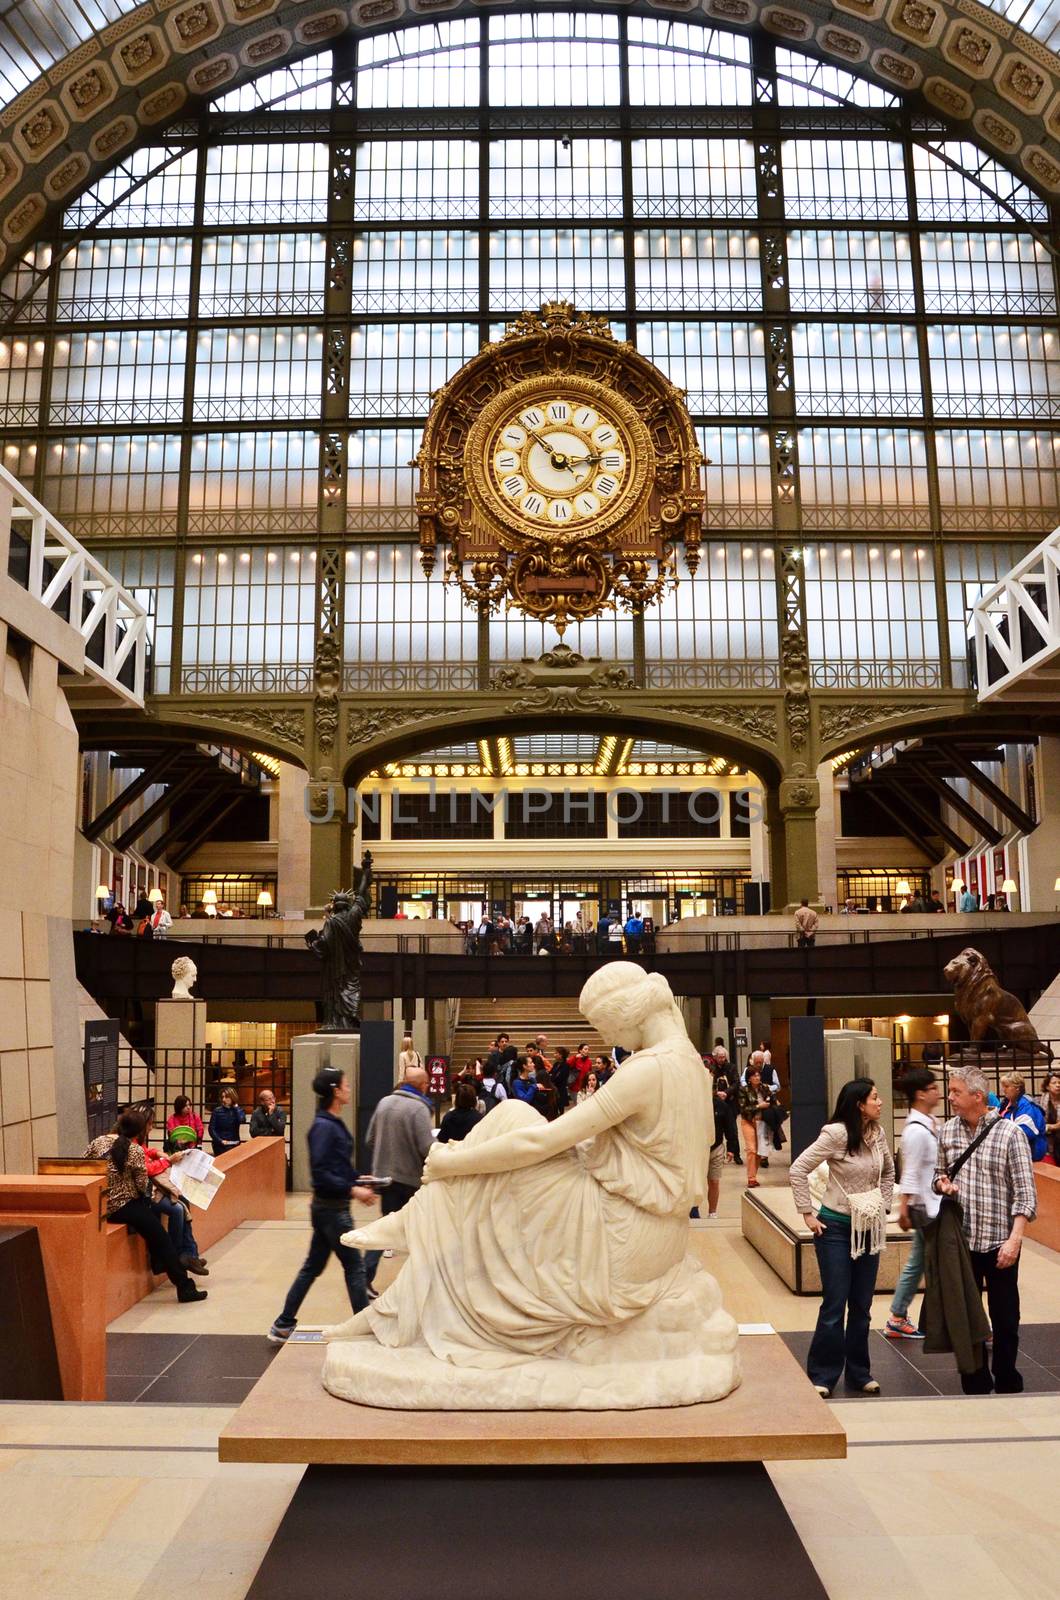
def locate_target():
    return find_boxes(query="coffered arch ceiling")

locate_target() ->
[1,0,1060,277]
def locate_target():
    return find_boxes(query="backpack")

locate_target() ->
[137,917,154,938]
[480,1077,505,1111]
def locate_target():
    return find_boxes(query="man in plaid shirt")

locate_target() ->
[935,1065,1037,1394]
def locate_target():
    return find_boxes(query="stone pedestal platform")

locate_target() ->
[221,1337,842,1600]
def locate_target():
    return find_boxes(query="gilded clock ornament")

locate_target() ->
[416,302,705,634]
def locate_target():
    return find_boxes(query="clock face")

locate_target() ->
[487,393,635,531]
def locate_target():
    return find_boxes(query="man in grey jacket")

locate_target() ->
[363,1065,433,1295]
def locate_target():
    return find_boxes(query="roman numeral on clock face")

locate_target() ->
[549,500,572,521]
[547,401,569,422]
[502,475,526,497]
[596,476,618,497]
[523,492,545,515]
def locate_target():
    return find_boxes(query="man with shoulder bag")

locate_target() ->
[930,1064,1037,1394]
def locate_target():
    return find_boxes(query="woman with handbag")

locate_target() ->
[790,1078,894,1397]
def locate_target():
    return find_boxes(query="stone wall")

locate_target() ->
[0,626,85,1170]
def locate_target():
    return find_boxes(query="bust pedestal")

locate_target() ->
[291,1034,359,1192]
[154,998,208,1118]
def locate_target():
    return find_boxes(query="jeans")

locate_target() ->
[110,1197,190,1290]
[274,1201,367,1330]
[364,1182,418,1288]
[961,1247,1022,1394]
[889,1227,925,1320]
[154,1194,199,1260]
[807,1220,880,1391]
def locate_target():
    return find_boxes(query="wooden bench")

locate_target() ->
[1027,1162,1060,1253]
[105,1135,287,1323]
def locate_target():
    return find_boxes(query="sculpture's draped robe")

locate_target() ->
[328,1030,742,1408]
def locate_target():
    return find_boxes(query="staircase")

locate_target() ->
[450,997,612,1072]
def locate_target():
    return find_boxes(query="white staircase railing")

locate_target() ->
[2,461,146,706]
[971,527,1060,701]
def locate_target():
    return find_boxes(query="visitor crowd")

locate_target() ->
[462,911,655,957]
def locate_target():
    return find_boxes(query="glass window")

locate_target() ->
[792,322,922,416]
[213,55,334,113]
[920,232,1056,316]
[913,144,1047,223]
[784,140,908,220]
[102,548,176,693]
[637,321,768,414]
[202,143,330,226]
[344,543,479,674]
[698,427,773,529]
[355,139,478,222]
[489,228,626,312]
[787,231,915,314]
[357,21,479,108]
[631,138,758,219]
[642,544,778,685]
[804,544,940,686]
[489,12,620,107]
[944,541,1036,686]
[489,138,623,221]
[50,329,187,426]
[627,19,753,105]
[0,243,51,323]
[775,48,899,107]
[55,237,193,322]
[193,327,322,422]
[347,323,480,420]
[350,231,478,314]
[798,429,931,530]
[633,230,761,312]
[198,234,325,318]
[40,435,182,538]
[346,430,422,533]
[186,432,319,536]
[181,547,317,691]
[64,146,199,230]
[928,324,1060,419]
[935,430,1060,531]
[0,333,45,425]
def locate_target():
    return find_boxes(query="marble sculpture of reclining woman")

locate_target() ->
[323,964,740,1410]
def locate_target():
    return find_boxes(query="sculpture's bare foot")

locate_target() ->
[323,1306,374,1342]
[341,1207,409,1253]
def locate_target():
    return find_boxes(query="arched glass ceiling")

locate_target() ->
[4,0,1060,113]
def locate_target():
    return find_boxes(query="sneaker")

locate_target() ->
[859,1380,881,1395]
[760,1158,770,1168]
[366,1287,380,1302]
[177,1285,208,1304]
[813,1384,832,1399]
[885,1315,924,1340]
[267,1322,293,1344]
[383,1249,395,1259]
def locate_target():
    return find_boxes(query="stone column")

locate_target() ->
[769,776,821,910]
[814,761,838,912]
[307,784,350,915]
[277,761,311,916]
[290,1034,359,1192]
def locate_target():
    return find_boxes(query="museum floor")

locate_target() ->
[3,1156,1058,1600]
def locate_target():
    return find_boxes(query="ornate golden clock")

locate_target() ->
[416,303,704,633]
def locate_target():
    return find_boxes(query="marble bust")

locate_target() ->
[323,963,740,1410]
[170,956,197,1000]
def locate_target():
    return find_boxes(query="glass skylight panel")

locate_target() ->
[357,21,479,108]
[775,48,898,106]
[489,139,623,221]
[627,19,753,105]
[489,12,620,106]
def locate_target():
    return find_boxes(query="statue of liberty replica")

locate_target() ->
[305,850,373,1033]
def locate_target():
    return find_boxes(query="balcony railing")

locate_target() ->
[971,526,1060,701]
[3,461,147,706]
